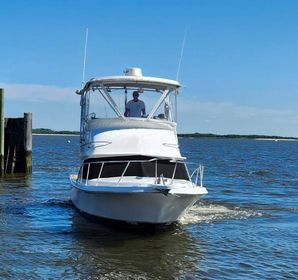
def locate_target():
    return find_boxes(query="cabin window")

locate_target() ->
[81,159,188,180]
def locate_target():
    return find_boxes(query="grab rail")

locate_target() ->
[118,161,130,184]
[190,165,204,187]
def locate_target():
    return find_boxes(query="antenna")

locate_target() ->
[176,26,188,81]
[82,28,89,86]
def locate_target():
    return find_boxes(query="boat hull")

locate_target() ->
[71,185,203,224]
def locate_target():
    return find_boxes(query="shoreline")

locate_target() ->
[33,133,79,137]
[33,133,298,141]
[32,129,298,140]
[254,138,298,141]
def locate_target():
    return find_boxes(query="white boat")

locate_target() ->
[70,67,208,224]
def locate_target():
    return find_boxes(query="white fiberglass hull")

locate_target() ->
[70,180,207,224]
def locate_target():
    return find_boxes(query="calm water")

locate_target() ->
[0,135,297,279]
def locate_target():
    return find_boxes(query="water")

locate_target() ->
[1,136,297,279]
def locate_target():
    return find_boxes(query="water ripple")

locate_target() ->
[1,136,297,279]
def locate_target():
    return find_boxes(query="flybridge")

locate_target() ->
[77,67,180,122]
[77,67,183,159]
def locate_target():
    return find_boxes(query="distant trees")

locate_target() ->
[32,128,297,140]
[32,128,79,135]
[178,132,298,140]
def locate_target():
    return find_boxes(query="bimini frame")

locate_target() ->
[76,75,181,137]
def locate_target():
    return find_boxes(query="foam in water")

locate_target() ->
[180,202,262,225]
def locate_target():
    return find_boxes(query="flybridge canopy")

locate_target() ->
[78,75,181,94]
[78,68,181,133]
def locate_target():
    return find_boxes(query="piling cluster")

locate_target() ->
[0,89,32,175]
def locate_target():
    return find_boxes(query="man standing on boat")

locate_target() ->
[124,91,146,117]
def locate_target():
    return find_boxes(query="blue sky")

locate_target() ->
[1,0,298,136]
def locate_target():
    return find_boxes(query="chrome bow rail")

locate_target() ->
[190,165,204,187]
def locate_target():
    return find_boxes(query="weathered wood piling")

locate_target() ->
[0,89,4,175]
[0,88,32,175]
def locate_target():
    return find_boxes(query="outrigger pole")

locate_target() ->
[82,28,89,87]
[176,26,188,81]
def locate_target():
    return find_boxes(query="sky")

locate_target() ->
[0,0,298,136]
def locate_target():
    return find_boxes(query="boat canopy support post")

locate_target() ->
[164,96,172,121]
[99,84,125,119]
[147,89,170,120]
[80,92,90,143]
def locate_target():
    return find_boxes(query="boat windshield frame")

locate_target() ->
[78,76,181,123]
[78,157,193,186]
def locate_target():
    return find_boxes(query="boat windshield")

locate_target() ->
[86,87,178,122]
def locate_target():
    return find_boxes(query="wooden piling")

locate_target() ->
[24,112,32,173]
[3,114,32,175]
[0,88,32,176]
[0,89,4,175]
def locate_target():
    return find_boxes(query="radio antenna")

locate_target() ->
[82,28,89,86]
[176,26,188,81]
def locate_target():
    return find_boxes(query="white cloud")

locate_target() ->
[0,82,78,103]
[178,99,298,137]
[0,82,81,130]
[1,82,297,136]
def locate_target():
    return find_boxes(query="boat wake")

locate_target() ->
[180,201,263,225]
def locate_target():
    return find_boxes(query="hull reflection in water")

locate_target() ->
[70,212,206,279]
